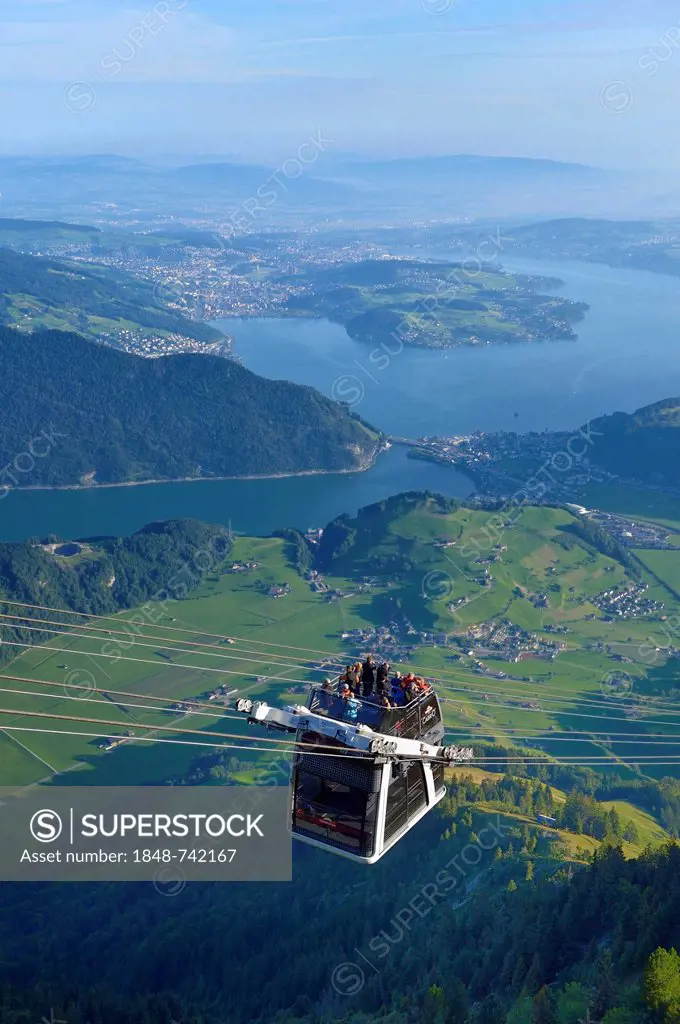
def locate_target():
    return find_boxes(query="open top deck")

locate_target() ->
[307,680,444,745]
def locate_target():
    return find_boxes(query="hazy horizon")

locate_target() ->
[1,0,680,171]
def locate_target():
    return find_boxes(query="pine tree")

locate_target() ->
[591,949,617,1020]
[446,978,469,1024]
[531,986,556,1024]
[644,947,680,1019]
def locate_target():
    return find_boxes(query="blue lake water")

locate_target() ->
[2,254,679,543]
[221,254,680,437]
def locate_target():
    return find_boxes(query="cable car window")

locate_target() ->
[384,775,408,842]
[384,763,427,844]
[406,762,427,815]
[293,771,376,856]
[432,761,445,794]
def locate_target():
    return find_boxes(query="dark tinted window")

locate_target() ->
[384,762,427,844]
[293,770,376,857]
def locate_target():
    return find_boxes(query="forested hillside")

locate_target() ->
[1,786,680,1023]
[0,217,100,249]
[0,519,231,664]
[0,327,378,486]
[588,397,680,487]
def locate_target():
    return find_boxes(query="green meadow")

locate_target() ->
[2,499,680,789]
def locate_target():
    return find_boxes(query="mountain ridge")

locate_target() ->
[0,326,379,487]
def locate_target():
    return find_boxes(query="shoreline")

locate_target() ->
[217,307,586,348]
[8,454,383,494]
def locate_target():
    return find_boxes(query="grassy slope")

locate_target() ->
[3,498,680,793]
[450,769,670,859]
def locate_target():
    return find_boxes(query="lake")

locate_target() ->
[220,254,680,437]
[1,254,679,543]
[0,447,471,544]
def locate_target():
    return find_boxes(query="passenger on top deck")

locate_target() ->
[344,694,360,721]
[406,680,421,701]
[390,673,405,706]
[361,655,375,698]
[376,661,390,693]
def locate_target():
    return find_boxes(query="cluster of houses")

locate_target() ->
[464,620,565,662]
[229,560,261,573]
[410,431,608,496]
[167,699,202,714]
[587,510,679,550]
[339,622,418,663]
[306,569,329,594]
[591,582,664,620]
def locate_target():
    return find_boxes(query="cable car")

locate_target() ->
[236,678,473,864]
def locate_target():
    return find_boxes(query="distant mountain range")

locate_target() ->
[0,153,666,223]
[0,154,359,224]
[0,326,379,487]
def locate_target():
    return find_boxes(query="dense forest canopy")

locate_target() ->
[0,326,378,486]
[587,397,680,487]
[1,803,680,1022]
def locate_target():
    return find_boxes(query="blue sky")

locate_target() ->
[1,0,679,168]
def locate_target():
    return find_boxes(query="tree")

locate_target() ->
[555,982,589,1024]
[532,986,556,1024]
[591,950,617,1020]
[474,994,505,1024]
[644,948,680,1021]
[424,983,446,1024]
[507,879,518,892]
[446,978,469,1024]
[622,822,639,844]
[601,1010,639,1023]
[507,998,533,1024]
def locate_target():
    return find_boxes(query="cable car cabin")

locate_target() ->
[291,684,449,864]
[236,683,473,865]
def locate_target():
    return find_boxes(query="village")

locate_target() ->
[462,619,566,662]
[591,581,665,620]
[406,429,610,497]
[587,510,680,550]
